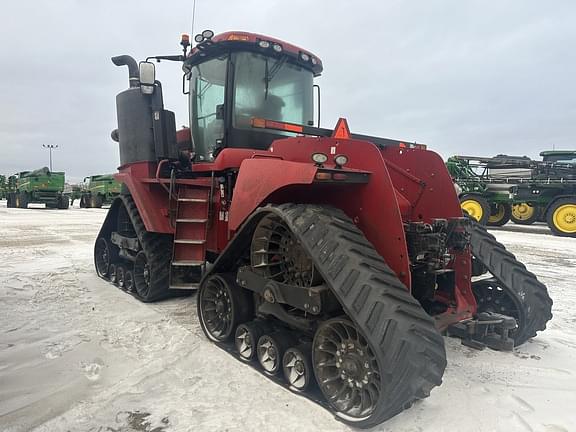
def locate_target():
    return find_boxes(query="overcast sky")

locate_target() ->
[1,1,575,182]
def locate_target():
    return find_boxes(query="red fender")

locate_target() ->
[227,138,412,289]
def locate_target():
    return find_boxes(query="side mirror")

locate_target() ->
[139,61,156,94]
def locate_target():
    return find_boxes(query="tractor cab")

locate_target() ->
[183,31,323,161]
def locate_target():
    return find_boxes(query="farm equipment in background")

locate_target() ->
[77,174,121,208]
[6,167,69,209]
[0,175,6,200]
[448,153,576,236]
[94,30,552,427]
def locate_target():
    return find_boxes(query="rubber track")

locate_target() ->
[468,220,553,345]
[95,194,173,302]
[266,204,447,428]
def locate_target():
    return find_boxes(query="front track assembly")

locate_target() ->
[198,204,447,428]
[94,194,183,302]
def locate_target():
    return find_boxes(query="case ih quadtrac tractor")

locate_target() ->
[95,30,553,427]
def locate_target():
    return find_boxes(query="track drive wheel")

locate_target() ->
[511,202,538,225]
[313,318,384,422]
[487,203,511,227]
[546,198,576,237]
[460,194,490,225]
[283,343,314,392]
[468,220,553,345]
[198,274,253,342]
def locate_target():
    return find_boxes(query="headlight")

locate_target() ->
[258,40,270,48]
[334,154,349,166]
[272,43,283,53]
[311,57,318,65]
[312,153,328,164]
[300,52,310,62]
[201,29,214,39]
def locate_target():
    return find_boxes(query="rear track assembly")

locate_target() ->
[199,204,447,428]
[467,220,553,346]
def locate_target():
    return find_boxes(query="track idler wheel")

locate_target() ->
[257,333,293,376]
[313,318,381,422]
[235,321,268,362]
[283,344,314,392]
[198,274,253,342]
[94,238,113,277]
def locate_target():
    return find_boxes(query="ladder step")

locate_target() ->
[174,239,206,244]
[176,218,208,223]
[172,260,204,266]
[169,283,199,290]
[178,198,208,203]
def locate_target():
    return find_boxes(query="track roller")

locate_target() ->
[109,263,117,284]
[257,333,293,376]
[283,343,314,392]
[116,265,126,289]
[124,270,134,293]
[235,321,268,362]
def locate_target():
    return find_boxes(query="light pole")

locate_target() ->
[42,144,58,171]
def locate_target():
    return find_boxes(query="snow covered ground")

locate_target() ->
[0,202,575,432]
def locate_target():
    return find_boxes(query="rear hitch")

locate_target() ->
[447,312,517,351]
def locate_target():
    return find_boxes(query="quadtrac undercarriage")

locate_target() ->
[94,197,553,428]
[94,194,189,302]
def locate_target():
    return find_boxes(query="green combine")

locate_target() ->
[78,174,121,208]
[0,175,6,200]
[6,167,69,209]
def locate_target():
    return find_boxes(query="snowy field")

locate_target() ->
[1,201,575,432]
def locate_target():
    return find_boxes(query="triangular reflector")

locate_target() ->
[331,118,351,139]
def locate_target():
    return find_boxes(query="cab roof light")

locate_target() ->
[227,33,250,41]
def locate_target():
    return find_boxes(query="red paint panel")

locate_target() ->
[115,162,173,234]
[233,137,412,288]
[229,159,317,231]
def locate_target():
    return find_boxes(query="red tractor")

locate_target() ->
[95,30,553,428]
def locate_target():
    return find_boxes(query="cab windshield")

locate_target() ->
[233,52,313,129]
[189,51,314,161]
